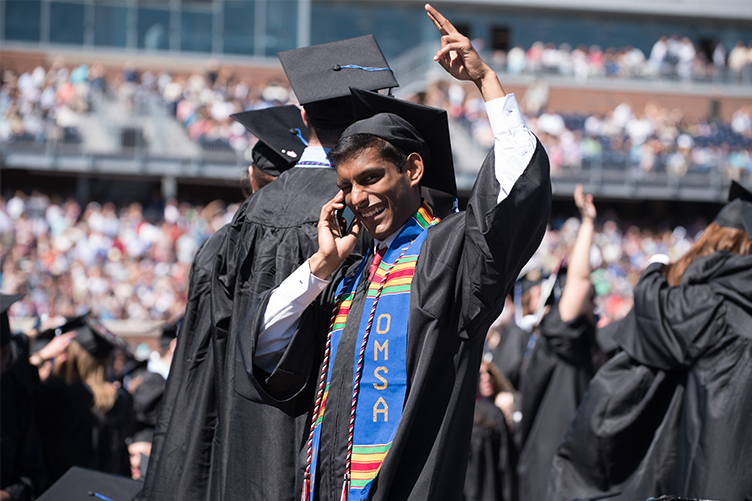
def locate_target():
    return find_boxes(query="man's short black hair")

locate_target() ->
[328,134,408,172]
[308,122,348,148]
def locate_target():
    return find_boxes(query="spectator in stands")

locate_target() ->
[728,40,749,83]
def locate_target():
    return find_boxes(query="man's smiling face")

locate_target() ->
[336,146,423,241]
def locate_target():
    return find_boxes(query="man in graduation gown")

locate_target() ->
[242,6,551,500]
[144,37,397,501]
[546,182,752,501]
[1,294,45,501]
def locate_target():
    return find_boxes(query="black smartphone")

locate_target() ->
[334,206,356,237]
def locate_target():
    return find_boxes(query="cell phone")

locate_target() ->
[334,206,356,237]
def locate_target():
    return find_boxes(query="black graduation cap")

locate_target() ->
[32,314,89,354]
[78,316,126,359]
[277,35,399,129]
[1,293,24,347]
[37,466,142,501]
[230,105,309,177]
[714,181,752,238]
[342,88,457,197]
[35,314,124,360]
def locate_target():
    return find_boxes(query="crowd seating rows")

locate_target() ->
[3,55,752,178]
[1,190,705,327]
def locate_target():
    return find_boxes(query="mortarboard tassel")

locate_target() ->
[452,197,459,213]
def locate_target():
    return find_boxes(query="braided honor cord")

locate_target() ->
[301,262,362,501]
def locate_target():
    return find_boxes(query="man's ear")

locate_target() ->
[404,152,424,188]
[300,108,309,128]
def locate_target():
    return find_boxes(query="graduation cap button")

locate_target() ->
[333,64,342,71]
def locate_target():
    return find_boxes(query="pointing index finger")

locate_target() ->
[425,3,456,36]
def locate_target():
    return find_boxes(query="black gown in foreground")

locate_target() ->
[144,166,349,501]
[516,307,598,501]
[142,222,228,501]
[546,252,752,501]
[239,143,551,501]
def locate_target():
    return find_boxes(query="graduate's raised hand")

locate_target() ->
[310,191,362,279]
[425,3,505,101]
[574,184,596,221]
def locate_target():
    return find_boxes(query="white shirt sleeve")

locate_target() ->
[254,260,331,372]
[485,94,537,204]
[255,94,537,372]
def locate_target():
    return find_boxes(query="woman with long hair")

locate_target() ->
[547,182,752,500]
[31,316,131,489]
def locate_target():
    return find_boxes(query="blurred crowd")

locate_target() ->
[423,80,752,177]
[527,212,704,327]
[0,58,103,145]
[1,187,707,331]
[114,60,295,153]
[487,36,752,84]
[1,191,239,323]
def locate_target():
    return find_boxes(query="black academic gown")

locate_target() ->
[240,143,551,501]
[546,252,752,501]
[1,336,45,501]
[488,322,530,390]
[516,308,597,501]
[33,377,131,489]
[144,166,348,501]
[143,223,229,500]
[464,399,518,501]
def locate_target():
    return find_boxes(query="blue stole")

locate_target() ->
[308,202,439,500]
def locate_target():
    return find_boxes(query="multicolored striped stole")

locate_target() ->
[302,201,440,501]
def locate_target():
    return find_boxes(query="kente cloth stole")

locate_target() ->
[308,202,439,501]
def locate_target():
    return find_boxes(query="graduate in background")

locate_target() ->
[547,181,752,501]
[465,360,518,501]
[31,315,132,490]
[244,5,550,499]
[1,294,45,501]
[143,104,310,500]
[516,184,602,501]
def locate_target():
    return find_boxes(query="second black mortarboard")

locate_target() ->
[36,314,124,359]
[714,181,752,238]
[230,105,309,176]
[1,293,24,347]
[76,316,125,359]
[37,466,142,501]
[341,88,457,197]
[277,35,399,129]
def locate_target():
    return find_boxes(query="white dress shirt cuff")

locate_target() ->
[255,259,330,371]
[486,94,526,135]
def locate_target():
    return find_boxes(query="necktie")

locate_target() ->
[367,245,387,282]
